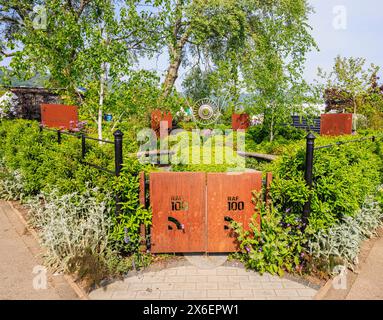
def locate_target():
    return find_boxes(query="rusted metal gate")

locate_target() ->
[206,172,262,252]
[150,172,206,253]
[149,171,268,253]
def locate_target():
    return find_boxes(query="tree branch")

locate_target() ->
[0,49,15,57]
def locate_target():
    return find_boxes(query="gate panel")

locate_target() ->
[207,172,262,252]
[150,172,206,253]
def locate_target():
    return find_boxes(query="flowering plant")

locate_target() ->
[0,92,18,119]
[231,191,308,276]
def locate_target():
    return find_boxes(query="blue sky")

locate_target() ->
[304,0,383,82]
[139,0,383,89]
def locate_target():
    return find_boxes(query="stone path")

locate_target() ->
[0,201,79,300]
[316,228,383,300]
[89,263,318,300]
[346,231,383,300]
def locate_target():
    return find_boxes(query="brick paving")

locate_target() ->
[89,265,318,300]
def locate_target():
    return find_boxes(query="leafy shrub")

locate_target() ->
[0,119,153,283]
[111,157,152,253]
[26,188,115,281]
[0,166,26,201]
[235,133,383,276]
[270,134,383,233]
[231,192,307,276]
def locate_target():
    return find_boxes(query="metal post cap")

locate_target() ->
[113,129,124,137]
[306,132,316,140]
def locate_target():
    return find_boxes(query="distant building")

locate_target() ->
[0,87,61,120]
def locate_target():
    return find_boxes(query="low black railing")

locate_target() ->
[39,126,124,215]
[39,125,123,177]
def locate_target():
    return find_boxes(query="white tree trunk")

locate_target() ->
[98,62,106,142]
[269,105,275,142]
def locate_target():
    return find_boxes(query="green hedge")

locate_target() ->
[233,131,383,275]
[0,119,151,256]
[270,133,383,233]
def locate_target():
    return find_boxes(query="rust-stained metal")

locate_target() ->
[139,171,147,252]
[151,109,173,137]
[232,113,250,130]
[206,172,262,252]
[265,172,273,205]
[150,172,206,253]
[40,104,78,130]
[320,113,353,136]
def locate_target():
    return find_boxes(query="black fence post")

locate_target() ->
[81,133,86,159]
[114,130,123,176]
[114,129,124,215]
[303,132,316,224]
[57,129,61,144]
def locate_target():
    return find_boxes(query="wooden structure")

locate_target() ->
[8,87,61,120]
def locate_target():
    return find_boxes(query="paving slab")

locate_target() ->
[0,201,79,300]
[346,234,383,300]
[89,263,318,300]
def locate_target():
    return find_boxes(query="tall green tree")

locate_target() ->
[239,0,317,141]
[0,0,161,139]
[317,56,379,116]
[161,0,316,108]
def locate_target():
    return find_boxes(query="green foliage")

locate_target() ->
[317,55,378,115]
[307,193,383,272]
[245,125,306,155]
[231,192,307,276]
[0,119,153,282]
[111,157,153,253]
[235,132,383,276]
[0,119,113,195]
[270,134,383,233]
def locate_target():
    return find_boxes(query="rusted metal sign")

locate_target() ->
[150,172,206,253]
[206,172,262,252]
[149,171,265,253]
[232,113,250,130]
[40,104,78,130]
[151,109,172,137]
[320,113,353,136]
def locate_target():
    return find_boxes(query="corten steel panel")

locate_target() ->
[320,113,353,136]
[150,172,206,253]
[232,113,250,130]
[40,104,79,130]
[151,109,173,137]
[207,172,262,252]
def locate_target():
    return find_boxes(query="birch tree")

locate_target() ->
[0,0,161,139]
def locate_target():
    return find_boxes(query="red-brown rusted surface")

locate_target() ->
[40,104,78,130]
[151,109,173,137]
[320,113,353,136]
[150,172,206,253]
[206,172,262,252]
[139,171,146,207]
[139,172,146,251]
[232,113,250,130]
